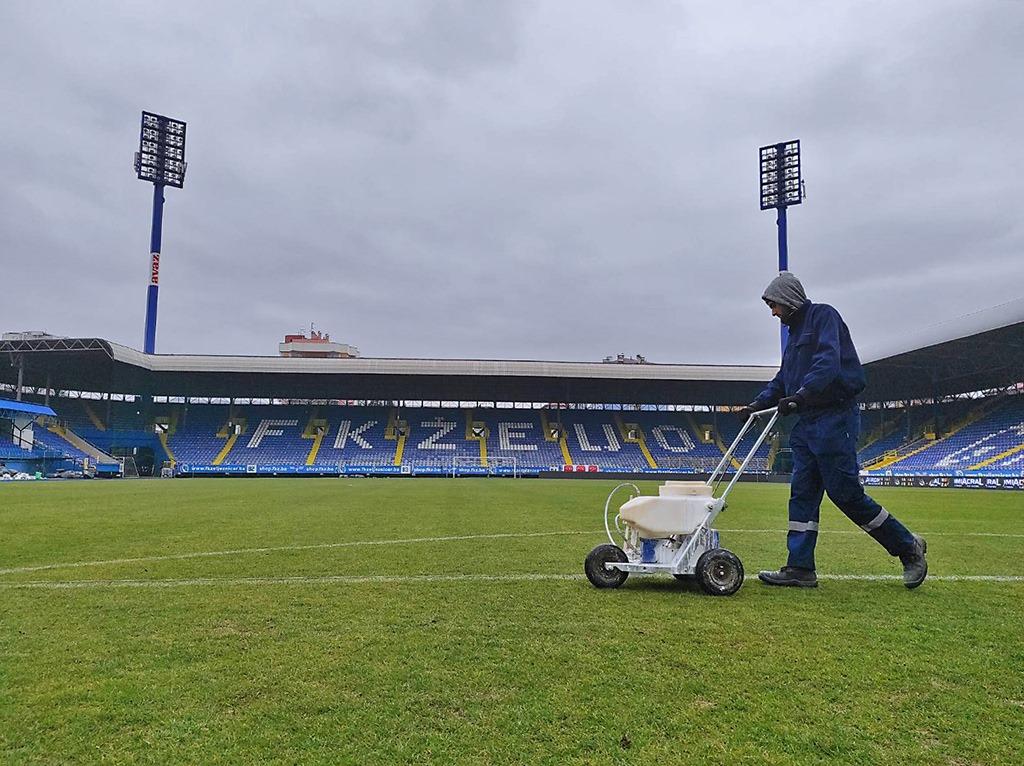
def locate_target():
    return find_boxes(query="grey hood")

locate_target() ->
[762,271,808,311]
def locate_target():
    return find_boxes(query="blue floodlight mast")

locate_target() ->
[759,140,802,352]
[134,111,187,354]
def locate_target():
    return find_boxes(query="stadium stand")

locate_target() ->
[881,397,1024,475]
[37,402,776,476]
[1,308,1021,484]
[4,393,1023,480]
[0,431,31,459]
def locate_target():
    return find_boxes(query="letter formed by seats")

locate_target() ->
[498,422,538,452]
[650,425,695,453]
[574,423,620,452]
[247,420,298,449]
[417,417,458,450]
[334,420,377,450]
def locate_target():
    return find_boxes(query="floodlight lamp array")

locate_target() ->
[759,140,801,210]
[135,111,187,188]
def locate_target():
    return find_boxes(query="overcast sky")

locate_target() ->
[1,1,1021,365]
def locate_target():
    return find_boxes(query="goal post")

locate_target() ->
[119,456,140,479]
[450,456,517,478]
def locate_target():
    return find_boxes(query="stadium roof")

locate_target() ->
[2,300,1022,404]
[856,297,1024,401]
[0,336,776,404]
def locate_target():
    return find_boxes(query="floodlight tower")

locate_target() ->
[134,111,187,354]
[759,139,802,351]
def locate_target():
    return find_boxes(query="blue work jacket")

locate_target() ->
[753,301,867,413]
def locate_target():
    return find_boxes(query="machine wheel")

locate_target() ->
[694,548,744,596]
[585,545,629,589]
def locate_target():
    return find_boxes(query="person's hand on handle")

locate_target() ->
[736,402,759,420]
[778,393,805,414]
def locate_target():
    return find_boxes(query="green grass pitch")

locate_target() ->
[2,478,1022,764]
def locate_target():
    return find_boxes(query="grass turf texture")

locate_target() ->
[1,479,1022,765]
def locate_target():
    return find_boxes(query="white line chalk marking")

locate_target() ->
[0,531,602,576]
[1,529,1020,577]
[0,573,1022,590]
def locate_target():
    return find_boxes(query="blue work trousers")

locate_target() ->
[787,405,915,570]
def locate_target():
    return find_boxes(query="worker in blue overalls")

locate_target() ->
[739,272,928,589]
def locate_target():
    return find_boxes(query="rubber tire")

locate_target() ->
[694,548,744,596]
[585,544,629,589]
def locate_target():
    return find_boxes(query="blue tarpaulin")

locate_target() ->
[0,398,56,418]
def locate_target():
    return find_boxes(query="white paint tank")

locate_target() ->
[618,481,713,538]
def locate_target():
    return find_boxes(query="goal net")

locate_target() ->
[449,456,517,478]
[119,456,140,479]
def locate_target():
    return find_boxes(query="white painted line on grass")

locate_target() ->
[0,531,604,576]
[818,574,1024,582]
[723,529,1024,538]
[1,572,1023,590]
[0,573,585,589]
[2,528,1020,578]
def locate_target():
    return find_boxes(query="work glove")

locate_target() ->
[736,402,759,419]
[778,393,806,414]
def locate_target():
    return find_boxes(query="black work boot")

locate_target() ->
[900,534,928,589]
[758,566,818,588]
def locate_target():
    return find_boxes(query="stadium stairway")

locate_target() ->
[539,410,573,466]
[303,411,328,466]
[613,413,658,469]
[858,431,906,467]
[863,436,936,471]
[464,410,488,467]
[45,422,113,464]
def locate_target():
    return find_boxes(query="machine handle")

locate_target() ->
[707,407,779,500]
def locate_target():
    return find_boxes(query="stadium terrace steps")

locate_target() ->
[464,410,488,467]
[157,429,176,465]
[866,436,938,471]
[858,431,906,467]
[303,416,328,466]
[612,414,658,469]
[54,425,114,463]
[766,432,780,471]
[83,402,106,431]
[538,410,573,466]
